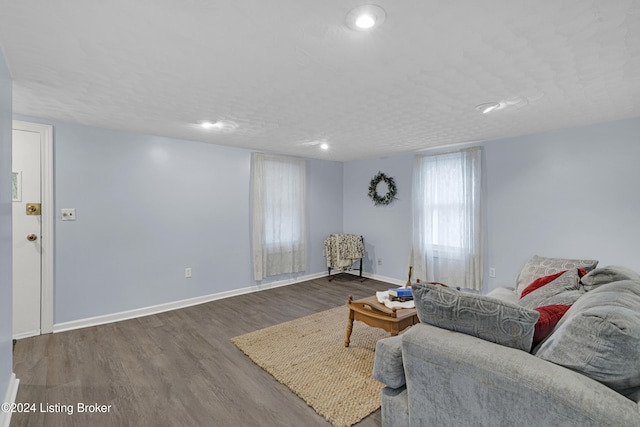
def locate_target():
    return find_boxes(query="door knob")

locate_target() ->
[26,234,38,242]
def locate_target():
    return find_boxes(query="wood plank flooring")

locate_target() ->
[11,274,393,427]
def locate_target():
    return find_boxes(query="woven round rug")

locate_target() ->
[231,305,388,427]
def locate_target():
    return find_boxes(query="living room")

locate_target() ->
[5,111,638,331]
[2,2,640,426]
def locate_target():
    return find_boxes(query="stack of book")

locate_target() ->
[388,287,413,302]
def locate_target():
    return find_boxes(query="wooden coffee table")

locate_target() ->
[344,294,419,347]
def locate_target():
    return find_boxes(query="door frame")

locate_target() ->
[13,120,54,334]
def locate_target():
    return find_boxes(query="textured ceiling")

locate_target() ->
[0,0,639,161]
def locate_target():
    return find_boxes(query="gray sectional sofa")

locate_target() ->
[373,256,640,426]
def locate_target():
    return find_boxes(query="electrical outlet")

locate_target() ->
[489,267,496,278]
[185,267,192,278]
[377,258,382,266]
[61,208,76,221]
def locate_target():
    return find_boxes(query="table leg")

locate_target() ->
[344,308,355,347]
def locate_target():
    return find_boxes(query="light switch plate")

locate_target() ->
[61,208,76,221]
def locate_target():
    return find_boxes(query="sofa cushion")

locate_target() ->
[534,280,640,398]
[516,255,598,296]
[412,282,539,352]
[532,304,571,346]
[580,266,640,291]
[518,269,585,310]
[373,335,405,389]
[485,287,518,304]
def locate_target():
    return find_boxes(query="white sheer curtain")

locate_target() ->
[252,153,306,281]
[411,147,483,290]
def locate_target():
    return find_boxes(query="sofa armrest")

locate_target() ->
[373,335,405,389]
[401,323,640,427]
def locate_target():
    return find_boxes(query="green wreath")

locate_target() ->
[368,171,397,206]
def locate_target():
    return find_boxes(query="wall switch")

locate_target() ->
[61,208,76,221]
[377,258,382,266]
[489,267,496,278]
[185,268,192,278]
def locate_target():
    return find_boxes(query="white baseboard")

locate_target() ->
[0,373,19,427]
[52,271,403,334]
[53,271,327,333]
[345,270,405,287]
[13,329,40,340]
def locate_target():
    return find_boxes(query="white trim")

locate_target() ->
[0,373,20,427]
[345,270,405,287]
[51,270,404,334]
[11,329,40,340]
[12,120,54,335]
[53,272,327,333]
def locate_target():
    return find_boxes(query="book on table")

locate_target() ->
[388,287,412,299]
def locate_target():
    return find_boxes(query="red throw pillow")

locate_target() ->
[520,268,588,299]
[521,271,566,298]
[532,304,571,346]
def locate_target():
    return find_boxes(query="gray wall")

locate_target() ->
[0,49,13,400]
[308,158,344,274]
[20,118,343,324]
[343,154,413,282]
[343,117,640,293]
[484,117,640,289]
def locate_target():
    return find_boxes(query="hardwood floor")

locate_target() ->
[11,273,392,427]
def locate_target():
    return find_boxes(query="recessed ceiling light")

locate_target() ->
[197,120,238,132]
[346,5,386,31]
[198,120,215,129]
[355,14,376,29]
[298,140,329,148]
[475,102,502,114]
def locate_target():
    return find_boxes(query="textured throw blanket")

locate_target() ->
[324,234,365,271]
[376,291,415,309]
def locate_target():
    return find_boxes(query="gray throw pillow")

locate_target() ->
[518,268,585,310]
[412,282,539,352]
[534,280,640,398]
[516,255,598,296]
[580,266,640,291]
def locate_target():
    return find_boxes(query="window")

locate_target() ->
[262,159,303,247]
[411,147,483,290]
[252,153,306,280]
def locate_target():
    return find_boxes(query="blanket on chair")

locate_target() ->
[324,234,365,271]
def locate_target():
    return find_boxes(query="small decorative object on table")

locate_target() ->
[389,287,413,302]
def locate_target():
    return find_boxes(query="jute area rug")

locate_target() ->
[231,305,388,427]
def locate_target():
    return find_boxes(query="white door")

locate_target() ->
[12,128,42,338]
[12,121,54,338]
